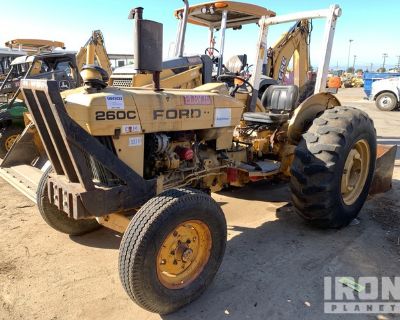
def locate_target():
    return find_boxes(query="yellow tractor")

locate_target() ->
[0,1,396,315]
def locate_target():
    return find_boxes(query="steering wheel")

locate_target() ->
[204,47,220,57]
[217,75,254,97]
[204,48,220,65]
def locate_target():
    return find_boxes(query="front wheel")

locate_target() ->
[0,126,23,158]
[375,92,398,111]
[118,188,227,314]
[290,106,376,228]
[37,166,100,235]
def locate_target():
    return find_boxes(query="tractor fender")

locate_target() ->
[0,102,27,129]
[288,92,341,144]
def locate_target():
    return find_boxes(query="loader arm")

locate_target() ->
[76,30,112,75]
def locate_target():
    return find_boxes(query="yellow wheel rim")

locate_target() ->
[156,220,212,289]
[341,139,370,206]
[5,134,18,151]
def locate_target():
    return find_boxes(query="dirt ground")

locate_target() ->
[1,88,400,320]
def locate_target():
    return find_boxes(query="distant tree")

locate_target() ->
[346,67,355,73]
[377,67,386,73]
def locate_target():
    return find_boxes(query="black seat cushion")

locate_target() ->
[243,112,289,124]
[261,85,299,113]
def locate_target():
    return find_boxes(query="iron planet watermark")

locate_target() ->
[324,276,400,314]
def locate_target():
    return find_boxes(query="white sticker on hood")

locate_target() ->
[214,108,231,127]
[106,95,124,110]
[122,124,141,134]
[128,136,142,147]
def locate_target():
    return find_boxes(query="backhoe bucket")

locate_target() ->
[370,144,397,195]
[0,123,48,202]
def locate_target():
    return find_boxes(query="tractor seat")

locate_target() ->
[224,54,247,74]
[243,85,299,124]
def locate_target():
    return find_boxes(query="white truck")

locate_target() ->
[370,76,400,111]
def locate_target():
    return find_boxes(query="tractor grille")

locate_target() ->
[112,78,132,87]
[85,136,123,187]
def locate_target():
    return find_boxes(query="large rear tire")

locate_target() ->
[37,166,100,235]
[290,106,376,228]
[0,126,23,158]
[118,188,226,314]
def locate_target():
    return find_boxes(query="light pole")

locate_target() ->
[396,55,400,71]
[382,53,388,71]
[352,55,357,72]
[347,39,354,71]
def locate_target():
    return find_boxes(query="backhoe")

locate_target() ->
[0,32,112,157]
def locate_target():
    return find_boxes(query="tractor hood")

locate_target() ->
[63,86,244,136]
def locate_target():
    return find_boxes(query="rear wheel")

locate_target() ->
[37,166,100,235]
[375,92,397,111]
[290,106,376,228]
[118,188,226,314]
[0,126,23,158]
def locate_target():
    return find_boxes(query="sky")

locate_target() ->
[1,0,399,71]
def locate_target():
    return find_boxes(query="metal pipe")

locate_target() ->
[209,27,214,53]
[347,39,353,71]
[174,19,183,57]
[313,5,341,93]
[248,15,269,112]
[175,0,189,57]
[217,10,228,77]
[264,6,341,26]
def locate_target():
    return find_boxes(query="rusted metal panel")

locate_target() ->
[369,144,397,195]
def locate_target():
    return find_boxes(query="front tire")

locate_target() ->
[0,126,23,158]
[37,166,100,235]
[118,188,227,314]
[375,92,397,111]
[290,106,376,228]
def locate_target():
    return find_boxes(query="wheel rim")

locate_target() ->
[5,134,18,151]
[341,139,370,206]
[156,220,212,289]
[379,95,392,108]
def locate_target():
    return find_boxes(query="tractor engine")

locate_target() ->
[144,132,195,179]
[143,132,225,190]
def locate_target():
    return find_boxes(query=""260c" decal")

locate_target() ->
[95,111,136,120]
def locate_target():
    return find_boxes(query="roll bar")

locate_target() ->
[174,0,189,57]
[249,4,342,110]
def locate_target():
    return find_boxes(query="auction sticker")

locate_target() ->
[122,124,141,134]
[106,95,124,110]
[184,95,212,105]
[214,108,231,127]
[128,136,142,147]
